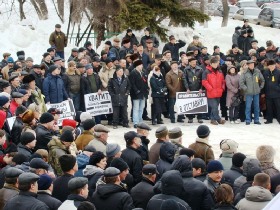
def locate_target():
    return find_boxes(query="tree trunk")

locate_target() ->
[199,0,205,26]
[94,17,106,48]
[221,0,229,27]
[18,0,26,20]
[36,0,48,20]
[30,0,42,19]
[58,0,64,22]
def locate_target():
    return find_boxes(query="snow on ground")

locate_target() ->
[1,3,280,167]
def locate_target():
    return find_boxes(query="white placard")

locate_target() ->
[175,91,208,114]
[46,100,76,126]
[84,91,113,116]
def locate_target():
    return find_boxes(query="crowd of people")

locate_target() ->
[0,20,279,210]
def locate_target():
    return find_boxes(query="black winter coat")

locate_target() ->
[35,124,53,151]
[17,143,33,159]
[123,33,139,48]
[237,36,250,55]
[171,155,214,210]
[121,146,143,186]
[37,191,62,210]
[140,35,159,48]
[92,183,134,210]
[162,40,186,61]
[184,65,204,91]
[138,136,150,162]
[128,69,149,100]
[3,191,49,210]
[108,73,131,107]
[263,69,280,98]
[30,70,44,91]
[119,46,133,60]
[52,173,74,202]
[130,177,155,209]
[222,166,243,187]
[147,194,191,210]
[150,73,166,98]
[214,204,238,210]
[11,117,23,145]
[156,142,175,179]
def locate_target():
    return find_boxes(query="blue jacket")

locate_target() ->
[74,153,90,177]
[43,74,68,103]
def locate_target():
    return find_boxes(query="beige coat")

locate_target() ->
[88,137,107,155]
[99,66,115,91]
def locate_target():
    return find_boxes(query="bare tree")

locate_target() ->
[57,0,64,21]
[18,0,26,20]
[221,0,229,27]
[30,0,48,20]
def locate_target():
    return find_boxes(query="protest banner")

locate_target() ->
[84,91,113,116]
[175,91,208,114]
[46,100,76,126]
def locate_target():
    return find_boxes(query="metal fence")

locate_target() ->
[68,32,121,50]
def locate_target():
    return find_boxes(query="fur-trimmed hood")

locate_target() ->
[196,137,211,147]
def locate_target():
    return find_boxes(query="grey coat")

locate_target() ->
[226,74,240,107]
[239,69,264,95]
[235,186,273,210]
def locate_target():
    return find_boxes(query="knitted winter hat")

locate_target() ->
[196,125,210,138]
[207,160,224,173]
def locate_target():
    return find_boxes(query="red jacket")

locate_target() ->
[9,100,19,116]
[202,65,225,98]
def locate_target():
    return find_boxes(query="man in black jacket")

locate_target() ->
[263,59,280,124]
[136,122,151,162]
[37,174,62,210]
[146,170,191,210]
[4,172,49,210]
[81,64,102,124]
[35,112,55,151]
[130,164,157,209]
[171,155,214,210]
[223,152,246,187]
[162,35,186,61]
[129,60,149,128]
[30,65,43,90]
[108,65,131,129]
[92,167,134,210]
[184,58,204,123]
[140,27,159,49]
[121,131,143,186]
[11,105,27,145]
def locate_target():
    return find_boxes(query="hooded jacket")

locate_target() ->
[146,170,191,210]
[83,165,104,196]
[236,186,273,210]
[74,153,90,177]
[171,155,214,210]
[156,142,175,179]
[233,158,261,195]
[92,183,134,210]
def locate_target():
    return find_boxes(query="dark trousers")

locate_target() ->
[56,51,65,59]
[113,105,128,125]
[229,105,240,121]
[239,101,246,122]
[142,99,149,118]
[266,97,280,123]
[187,114,202,120]
[208,98,221,121]
[169,98,183,121]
